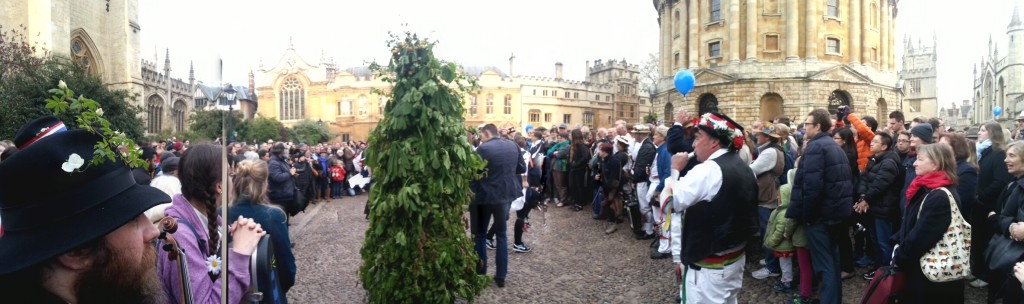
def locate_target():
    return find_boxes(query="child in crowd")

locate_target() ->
[765,165,814,303]
[330,159,346,199]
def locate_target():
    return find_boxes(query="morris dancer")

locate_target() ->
[660,112,757,304]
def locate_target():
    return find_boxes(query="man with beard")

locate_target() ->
[0,116,172,303]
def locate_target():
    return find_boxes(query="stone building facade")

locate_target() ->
[899,36,938,122]
[256,44,649,142]
[651,0,901,127]
[1,1,204,136]
[973,5,1024,128]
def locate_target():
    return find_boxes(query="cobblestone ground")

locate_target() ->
[287,195,987,303]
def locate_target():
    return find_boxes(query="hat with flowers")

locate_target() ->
[693,112,745,151]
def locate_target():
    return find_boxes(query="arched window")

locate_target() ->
[279,77,305,120]
[876,98,887,120]
[504,95,513,115]
[147,95,164,134]
[339,97,352,116]
[173,100,187,132]
[468,95,478,117]
[697,94,719,115]
[486,94,494,114]
[999,77,1006,110]
[357,95,369,117]
[70,37,99,76]
[828,90,852,114]
[664,101,675,121]
[759,93,784,122]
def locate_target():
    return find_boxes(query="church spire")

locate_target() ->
[1011,2,1022,28]
[163,48,171,74]
[188,61,195,83]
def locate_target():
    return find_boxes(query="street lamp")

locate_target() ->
[219,84,237,143]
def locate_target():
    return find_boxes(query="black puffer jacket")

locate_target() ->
[631,138,656,183]
[858,150,904,221]
[787,132,854,224]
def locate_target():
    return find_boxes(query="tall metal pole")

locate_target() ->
[218,60,229,304]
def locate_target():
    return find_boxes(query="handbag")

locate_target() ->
[860,265,906,304]
[917,187,972,282]
[984,193,1024,273]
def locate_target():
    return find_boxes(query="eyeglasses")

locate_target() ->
[803,122,816,127]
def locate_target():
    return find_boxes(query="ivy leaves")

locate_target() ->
[359,32,489,303]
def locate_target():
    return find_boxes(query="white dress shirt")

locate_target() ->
[662,149,728,212]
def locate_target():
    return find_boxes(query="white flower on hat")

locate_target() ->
[95,108,104,117]
[206,254,222,276]
[62,153,84,173]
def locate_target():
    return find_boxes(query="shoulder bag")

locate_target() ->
[918,187,972,282]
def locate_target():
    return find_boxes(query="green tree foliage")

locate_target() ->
[289,119,330,145]
[0,26,143,142]
[246,116,287,143]
[644,112,659,124]
[359,33,489,303]
[187,109,243,142]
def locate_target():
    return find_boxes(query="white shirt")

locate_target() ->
[649,143,661,183]
[662,149,728,212]
[749,144,779,175]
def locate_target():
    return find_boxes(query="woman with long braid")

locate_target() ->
[157,144,266,304]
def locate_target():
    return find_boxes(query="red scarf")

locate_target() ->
[904,171,952,207]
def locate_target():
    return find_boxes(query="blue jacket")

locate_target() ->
[267,155,295,202]
[654,144,671,192]
[228,199,297,295]
[472,138,527,205]
[787,132,854,224]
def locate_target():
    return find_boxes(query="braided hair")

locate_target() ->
[178,144,223,255]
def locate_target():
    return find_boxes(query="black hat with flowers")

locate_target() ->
[693,112,746,152]
[0,117,171,275]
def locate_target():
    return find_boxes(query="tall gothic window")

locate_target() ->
[147,95,163,134]
[172,100,187,132]
[70,37,99,76]
[486,94,494,114]
[710,0,721,21]
[279,77,305,120]
[504,95,512,115]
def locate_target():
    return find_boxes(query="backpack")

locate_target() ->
[777,148,796,185]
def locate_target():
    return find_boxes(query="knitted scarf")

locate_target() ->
[905,171,952,207]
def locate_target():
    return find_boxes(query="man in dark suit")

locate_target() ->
[471,123,526,288]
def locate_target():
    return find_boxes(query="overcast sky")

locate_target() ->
[140,0,1018,110]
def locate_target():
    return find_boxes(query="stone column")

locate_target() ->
[681,2,689,68]
[862,0,871,63]
[689,0,699,68]
[661,4,672,74]
[729,0,741,63]
[850,0,861,64]
[881,0,890,70]
[785,0,799,61]
[805,0,818,61]
[746,0,757,62]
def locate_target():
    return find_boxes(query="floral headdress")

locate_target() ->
[694,112,745,151]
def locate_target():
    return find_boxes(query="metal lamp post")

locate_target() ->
[218,84,238,143]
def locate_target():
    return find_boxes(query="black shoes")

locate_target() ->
[651,251,672,259]
[495,278,505,288]
[636,233,655,240]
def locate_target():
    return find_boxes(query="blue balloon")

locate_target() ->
[995,106,1003,117]
[674,70,696,95]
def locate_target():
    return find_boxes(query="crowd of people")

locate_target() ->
[0,115,373,303]
[467,107,1024,304]
[13,104,1024,303]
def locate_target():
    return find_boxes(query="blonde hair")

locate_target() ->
[232,159,273,207]
[1007,141,1024,176]
[915,143,959,186]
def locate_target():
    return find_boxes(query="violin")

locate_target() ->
[158,217,194,304]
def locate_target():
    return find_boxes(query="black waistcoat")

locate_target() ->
[679,152,759,265]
